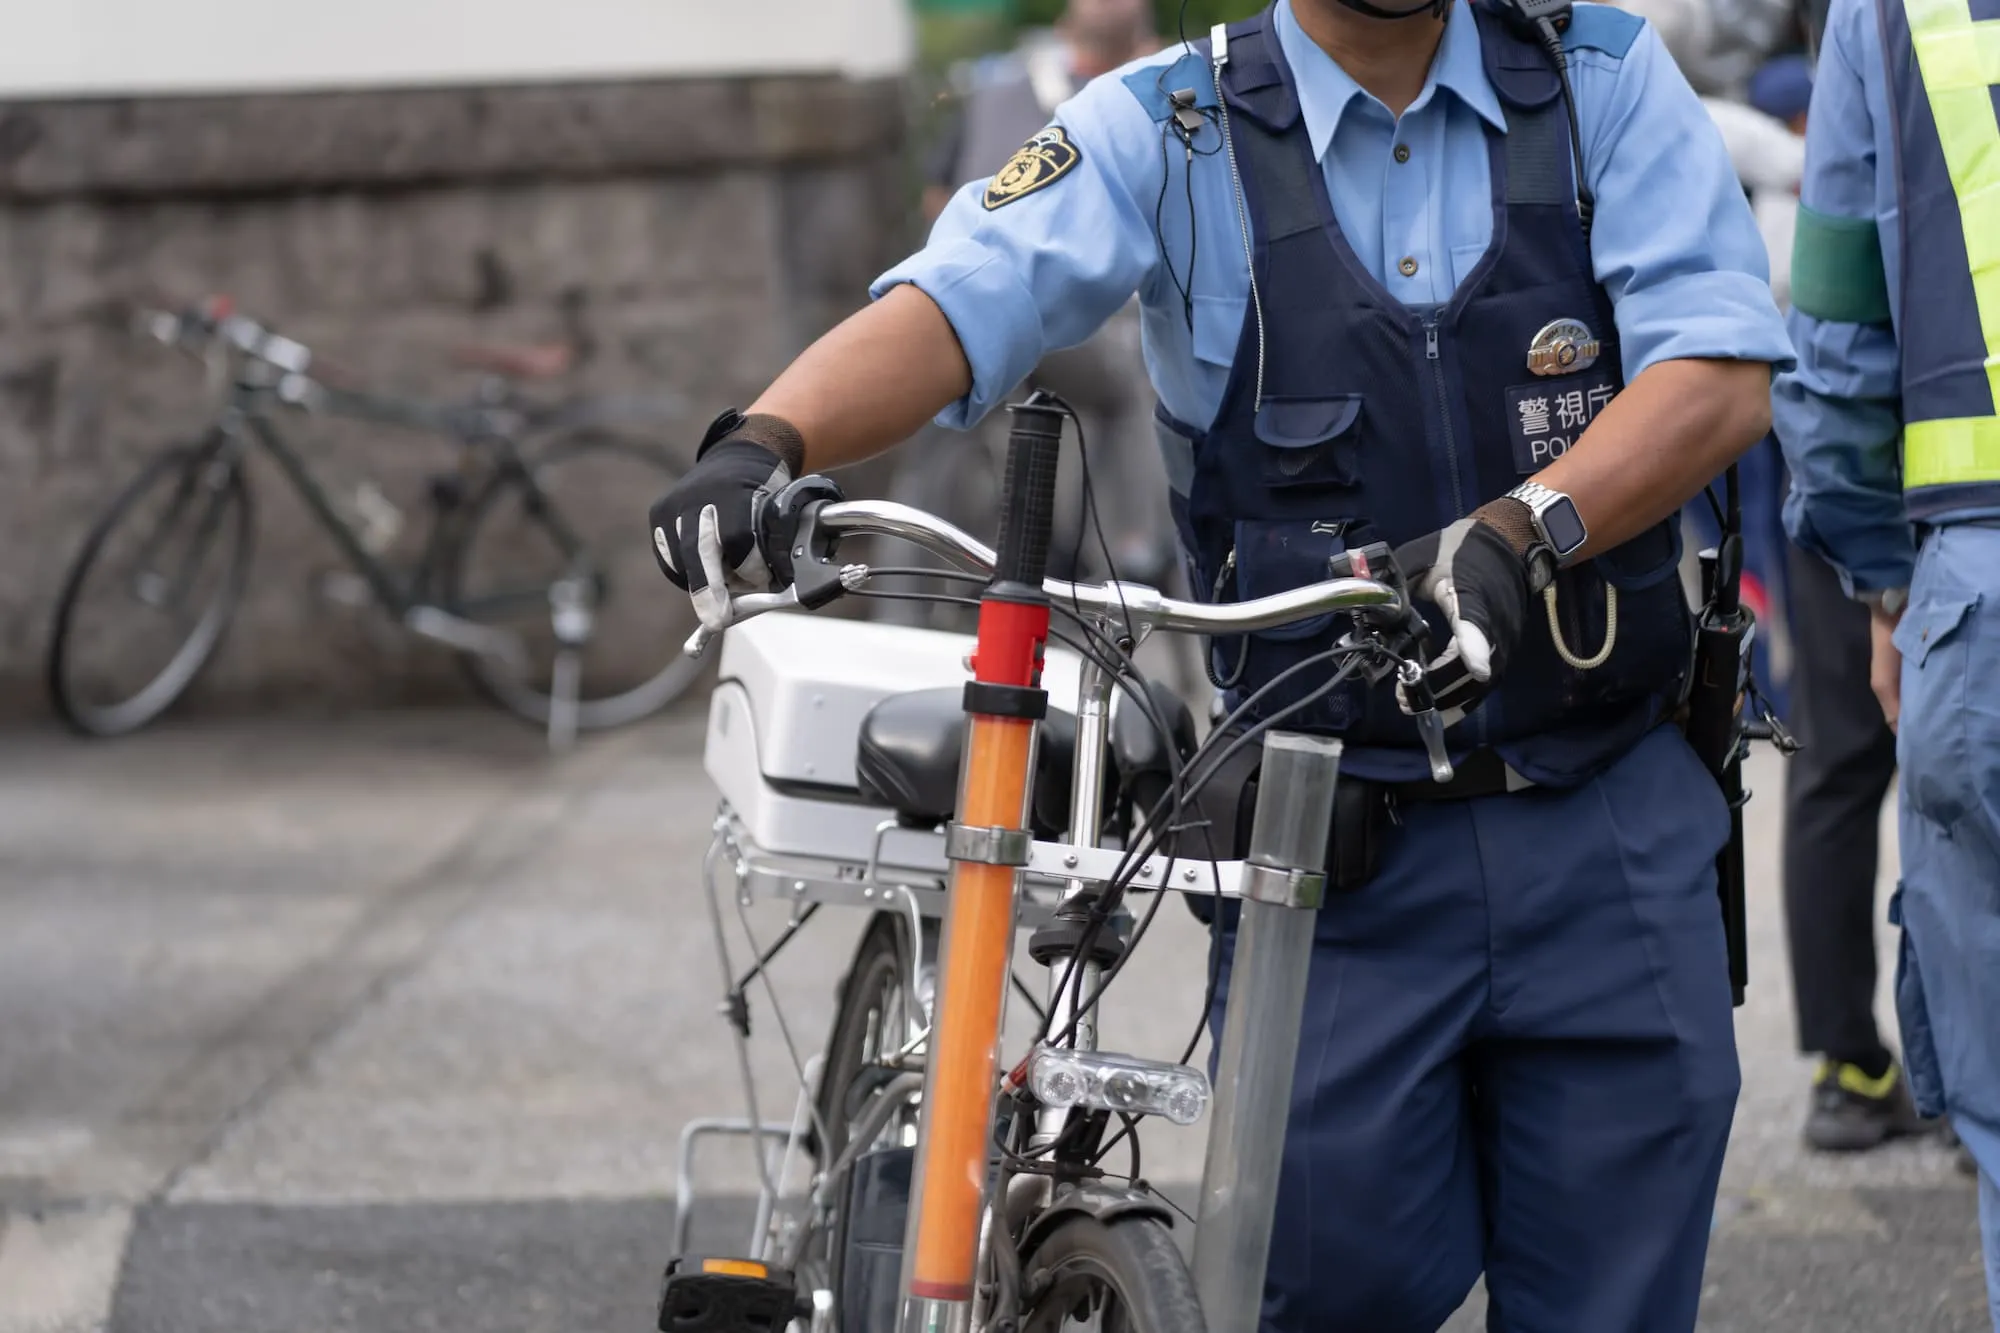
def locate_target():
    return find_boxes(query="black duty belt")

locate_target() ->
[1382,747,1536,804]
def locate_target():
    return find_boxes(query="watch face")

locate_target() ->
[1541,495,1588,556]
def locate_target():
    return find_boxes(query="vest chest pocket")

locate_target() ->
[1253,394,1365,494]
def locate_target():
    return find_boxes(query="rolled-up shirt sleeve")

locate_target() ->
[1771,0,1913,593]
[1571,21,1796,380]
[869,73,1164,430]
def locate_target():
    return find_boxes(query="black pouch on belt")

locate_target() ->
[1175,731,1263,923]
[1326,777,1392,892]
[1173,727,1392,917]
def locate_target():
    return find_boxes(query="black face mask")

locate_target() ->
[1331,0,1450,20]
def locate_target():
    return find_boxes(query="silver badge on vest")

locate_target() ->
[1526,318,1601,377]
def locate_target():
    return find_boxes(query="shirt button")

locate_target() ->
[1399,256,1419,277]
[1394,143,1411,163]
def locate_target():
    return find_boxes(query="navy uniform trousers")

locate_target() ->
[1209,723,1741,1332]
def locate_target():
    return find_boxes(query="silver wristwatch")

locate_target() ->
[1506,480,1589,562]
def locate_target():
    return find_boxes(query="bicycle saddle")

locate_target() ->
[452,342,574,380]
[855,687,1084,839]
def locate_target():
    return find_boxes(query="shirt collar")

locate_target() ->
[1273,0,1509,161]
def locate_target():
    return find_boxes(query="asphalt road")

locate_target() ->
[0,704,1985,1333]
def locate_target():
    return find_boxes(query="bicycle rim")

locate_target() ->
[445,435,702,729]
[805,913,934,1331]
[820,912,935,1162]
[47,445,251,737]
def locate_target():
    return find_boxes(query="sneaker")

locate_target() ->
[1803,1059,1927,1152]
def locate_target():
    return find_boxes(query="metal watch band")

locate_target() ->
[1506,479,1582,558]
[1508,479,1560,513]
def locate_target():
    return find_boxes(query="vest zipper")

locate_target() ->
[1423,313,1466,517]
[1212,54,1267,411]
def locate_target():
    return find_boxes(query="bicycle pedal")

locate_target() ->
[658,1257,802,1333]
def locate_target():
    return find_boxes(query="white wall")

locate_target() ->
[1,0,914,98]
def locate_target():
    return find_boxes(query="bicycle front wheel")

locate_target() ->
[46,442,253,737]
[445,434,701,730]
[1018,1214,1206,1333]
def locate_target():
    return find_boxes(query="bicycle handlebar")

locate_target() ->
[138,303,314,376]
[682,498,1409,658]
[681,494,1454,782]
[136,303,480,432]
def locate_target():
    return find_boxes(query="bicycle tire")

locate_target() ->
[816,911,937,1330]
[1017,1214,1206,1333]
[46,442,253,738]
[443,432,702,731]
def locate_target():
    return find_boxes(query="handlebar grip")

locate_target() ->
[992,395,1066,592]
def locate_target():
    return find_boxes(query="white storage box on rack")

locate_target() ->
[703,612,1084,864]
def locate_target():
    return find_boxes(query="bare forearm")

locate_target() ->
[749,284,973,473]
[1538,358,1773,559]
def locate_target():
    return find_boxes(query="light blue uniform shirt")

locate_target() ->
[1769,0,2000,594]
[874,0,1789,443]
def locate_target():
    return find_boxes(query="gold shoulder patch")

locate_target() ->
[982,127,1081,211]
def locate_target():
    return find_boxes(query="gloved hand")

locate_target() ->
[1389,497,1549,726]
[649,410,804,632]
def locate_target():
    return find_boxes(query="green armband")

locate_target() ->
[1790,204,1893,325]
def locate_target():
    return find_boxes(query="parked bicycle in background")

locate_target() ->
[46,297,701,748]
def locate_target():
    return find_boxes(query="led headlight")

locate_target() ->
[1025,1046,1212,1126]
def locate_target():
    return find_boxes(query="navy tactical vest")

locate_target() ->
[1875,0,2000,519]
[1158,6,1691,786]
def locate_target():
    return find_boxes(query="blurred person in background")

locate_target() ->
[1776,0,2000,1314]
[922,0,1164,226]
[912,0,1177,587]
[1612,0,1795,98]
[1736,40,1925,1155]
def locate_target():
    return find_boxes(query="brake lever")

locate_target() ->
[1395,659,1456,784]
[680,560,873,660]
[683,586,804,659]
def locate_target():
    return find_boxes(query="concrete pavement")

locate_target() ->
[0,704,1986,1332]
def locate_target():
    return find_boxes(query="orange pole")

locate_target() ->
[901,397,1062,1323]
[906,714,1035,1300]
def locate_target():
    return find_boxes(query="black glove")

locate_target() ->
[649,410,803,631]
[1390,498,1547,726]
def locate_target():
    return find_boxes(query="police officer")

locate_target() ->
[651,0,1789,1324]
[1774,0,2000,1312]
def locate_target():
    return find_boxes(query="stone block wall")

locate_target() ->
[0,75,910,720]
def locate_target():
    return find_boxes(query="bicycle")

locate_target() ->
[45,297,701,747]
[660,395,1462,1333]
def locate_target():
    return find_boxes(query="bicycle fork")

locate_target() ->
[898,397,1066,1333]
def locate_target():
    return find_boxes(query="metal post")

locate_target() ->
[1191,732,1341,1333]
[1033,646,1120,1145]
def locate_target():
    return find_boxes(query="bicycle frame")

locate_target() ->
[681,399,1435,1333]
[194,361,603,662]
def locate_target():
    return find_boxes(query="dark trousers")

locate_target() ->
[1782,541,1898,1070]
[1210,727,1739,1332]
